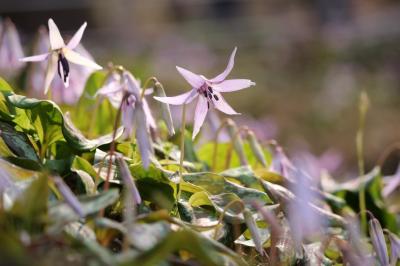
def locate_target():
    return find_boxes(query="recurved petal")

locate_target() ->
[122,71,141,99]
[213,92,240,115]
[63,48,102,70]
[44,53,58,94]
[176,66,204,88]
[210,47,237,83]
[67,22,87,50]
[192,96,208,139]
[153,88,197,105]
[214,79,255,93]
[48,18,65,50]
[19,52,50,62]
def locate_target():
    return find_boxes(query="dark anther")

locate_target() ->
[203,91,208,98]
[207,92,212,99]
[207,86,213,93]
[57,53,70,83]
[207,102,210,109]
[213,94,219,101]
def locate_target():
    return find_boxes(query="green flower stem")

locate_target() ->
[140,77,158,100]
[176,104,187,204]
[211,119,229,171]
[103,93,127,193]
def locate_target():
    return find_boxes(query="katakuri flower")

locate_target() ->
[26,26,95,104]
[0,18,25,78]
[154,47,255,139]
[20,18,102,94]
[95,70,155,168]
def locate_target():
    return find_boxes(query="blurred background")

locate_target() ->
[1,0,400,175]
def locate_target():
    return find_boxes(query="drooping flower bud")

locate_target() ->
[226,119,247,165]
[246,130,267,167]
[154,81,175,136]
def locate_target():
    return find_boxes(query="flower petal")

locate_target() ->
[121,100,135,138]
[67,22,87,50]
[19,52,50,62]
[210,47,237,83]
[192,96,208,139]
[48,18,65,50]
[176,66,204,88]
[122,71,141,99]
[134,105,153,169]
[44,53,58,94]
[213,92,240,115]
[154,89,197,105]
[63,48,102,70]
[142,99,157,130]
[214,79,255,93]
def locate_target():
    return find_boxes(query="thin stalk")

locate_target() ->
[103,93,127,193]
[211,119,229,171]
[357,91,369,234]
[140,77,158,100]
[176,104,187,204]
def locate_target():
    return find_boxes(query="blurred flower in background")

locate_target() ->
[0,18,25,79]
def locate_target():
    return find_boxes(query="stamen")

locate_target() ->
[207,101,210,109]
[213,94,219,101]
[203,91,208,98]
[57,53,70,83]
[207,86,213,93]
[207,92,212,100]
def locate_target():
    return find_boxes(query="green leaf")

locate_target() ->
[10,174,48,232]
[48,189,119,232]
[0,121,39,162]
[7,94,122,152]
[184,172,272,206]
[120,227,248,266]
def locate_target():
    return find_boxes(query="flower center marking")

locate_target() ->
[57,52,70,83]
[198,83,219,109]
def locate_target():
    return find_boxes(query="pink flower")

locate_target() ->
[26,26,94,104]
[154,47,255,139]
[95,70,155,168]
[20,18,102,94]
[0,18,25,78]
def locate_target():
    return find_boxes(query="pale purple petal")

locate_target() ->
[214,79,255,93]
[122,71,141,99]
[142,98,157,130]
[213,92,240,115]
[19,52,50,62]
[154,88,197,105]
[176,66,204,88]
[210,47,237,83]
[121,99,135,138]
[192,96,208,139]
[44,53,58,94]
[117,157,142,204]
[53,176,84,217]
[48,18,65,50]
[63,48,102,70]
[67,22,87,50]
[135,105,153,168]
